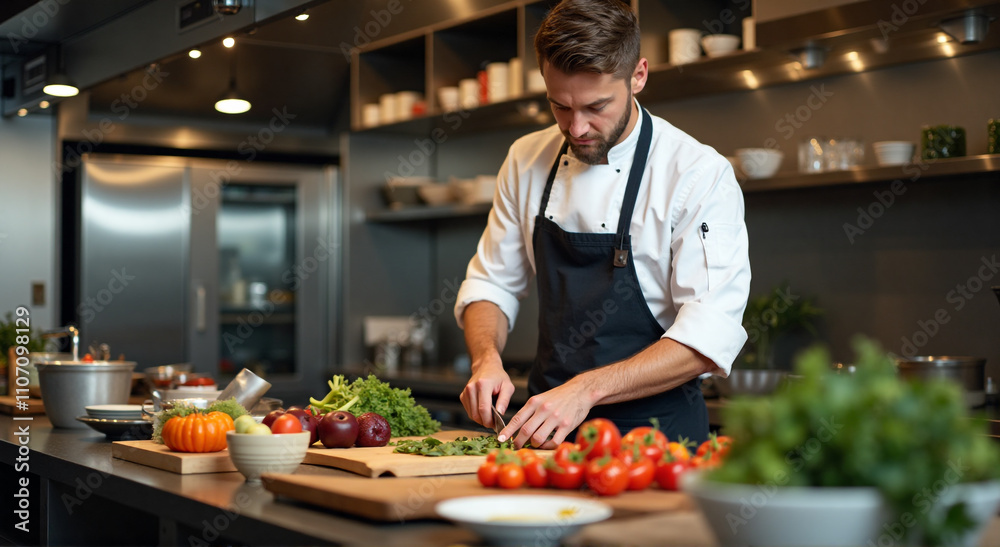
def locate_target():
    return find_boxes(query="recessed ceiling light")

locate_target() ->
[189,49,202,58]
[223,37,235,48]
[295,12,309,21]
[39,100,50,109]
[17,108,27,117]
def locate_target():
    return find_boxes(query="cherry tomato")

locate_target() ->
[616,445,656,490]
[477,462,500,487]
[497,463,525,489]
[546,444,586,490]
[516,448,538,463]
[621,419,669,463]
[547,459,585,489]
[270,413,303,434]
[656,459,690,491]
[696,433,733,460]
[486,450,498,463]
[666,440,692,462]
[576,418,621,460]
[523,457,548,488]
[584,456,629,496]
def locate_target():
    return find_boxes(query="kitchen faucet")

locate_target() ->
[43,326,79,361]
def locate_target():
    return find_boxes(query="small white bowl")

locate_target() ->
[873,141,916,166]
[226,431,310,484]
[735,148,784,179]
[417,183,455,205]
[436,495,612,547]
[701,34,740,57]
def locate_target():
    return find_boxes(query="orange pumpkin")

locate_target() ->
[161,411,234,453]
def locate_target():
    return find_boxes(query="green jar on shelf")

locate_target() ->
[921,125,966,160]
[988,119,999,155]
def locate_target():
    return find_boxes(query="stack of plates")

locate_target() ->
[85,404,143,420]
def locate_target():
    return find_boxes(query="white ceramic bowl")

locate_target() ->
[735,148,784,179]
[873,141,916,166]
[701,34,740,57]
[417,183,455,205]
[435,495,612,547]
[683,473,1000,547]
[226,431,310,484]
[163,387,222,401]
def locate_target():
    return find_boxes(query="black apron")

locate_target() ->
[527,107,709,444]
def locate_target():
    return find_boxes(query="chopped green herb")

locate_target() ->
[392,435,512,456]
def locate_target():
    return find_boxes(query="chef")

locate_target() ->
[455,0,751,448]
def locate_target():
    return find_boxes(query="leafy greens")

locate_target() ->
[309,374,440,437]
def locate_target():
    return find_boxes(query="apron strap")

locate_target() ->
[613,107,653,267]
[538,141,569,218]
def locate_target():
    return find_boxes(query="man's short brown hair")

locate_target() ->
[534,0,640,80]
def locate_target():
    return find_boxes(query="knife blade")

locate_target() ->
[491,404,506,438]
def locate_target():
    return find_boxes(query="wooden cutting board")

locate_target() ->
[112,440,237,474]
[303,429,510,477]
[261,473,692,521]
[0,395,46,415]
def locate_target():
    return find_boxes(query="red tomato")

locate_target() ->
[486,450,498,463]
[666,440,692,462]
[523,458,548,488]
[516,448,538,463]
[695,433,733,462]
[623,455,656,491]
[584,456,629,496]
[270,413,303,434]
[546,444,586,490]
[655,459,690,491]
[497,463,525,489]
[576,418,621,460]
[621,421,669,463]
[82,353,94,363]
[477,462,500,487]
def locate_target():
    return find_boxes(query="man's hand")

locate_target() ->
[460,355,515,429]
[498,376,596,449]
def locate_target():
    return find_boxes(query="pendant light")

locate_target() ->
[215,48,250,114]
[43,47,79,97]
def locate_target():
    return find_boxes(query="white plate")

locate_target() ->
[86,404,143,420]
[435,495,612,546]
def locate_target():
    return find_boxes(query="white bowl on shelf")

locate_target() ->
[735,148,783,179]
[417,183,455,205]
[873,141,915,166]
[701,34,740,57]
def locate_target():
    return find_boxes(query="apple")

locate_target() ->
[234,414,258,434]
[262,409,285,428]
[318,411,358,448]
[246,423,273,435]
[355,412,391,447]
[285,409,319,445]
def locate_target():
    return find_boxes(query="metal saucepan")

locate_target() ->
[895,356,986,408]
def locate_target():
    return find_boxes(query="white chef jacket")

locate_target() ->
[454,101,751,375]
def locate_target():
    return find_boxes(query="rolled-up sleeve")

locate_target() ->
[455,151,534,331]
[663,160,750,376]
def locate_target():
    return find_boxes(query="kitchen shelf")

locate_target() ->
[366,202,492,223]
[741,154,1000,193]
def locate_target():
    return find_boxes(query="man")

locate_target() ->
[455,0,751,449]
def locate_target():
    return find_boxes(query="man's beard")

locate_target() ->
[565,96,633,165]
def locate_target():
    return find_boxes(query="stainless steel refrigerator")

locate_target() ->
[78,154,339,402]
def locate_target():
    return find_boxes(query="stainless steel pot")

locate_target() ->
[36,361,137,428]
[713,369,788,398]
[895,356,986,408]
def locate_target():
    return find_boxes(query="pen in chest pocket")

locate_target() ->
[701,222,709,239]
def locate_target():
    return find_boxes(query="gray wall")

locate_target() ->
[353,49,1000,379]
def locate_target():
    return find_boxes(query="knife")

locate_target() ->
[491,403,506,438]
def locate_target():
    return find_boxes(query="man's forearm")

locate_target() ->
[462,301,510,371]
[571,338,718,407]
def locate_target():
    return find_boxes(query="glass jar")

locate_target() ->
[921,125,966,160]
[988,119,999,155]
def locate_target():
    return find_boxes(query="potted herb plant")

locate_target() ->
[685,336,1000,546]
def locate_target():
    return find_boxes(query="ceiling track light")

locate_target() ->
[215,49,251,114]
[938,11,994,45]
